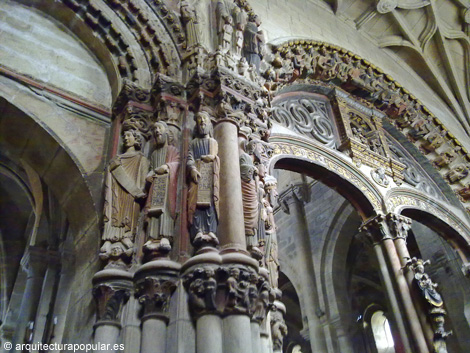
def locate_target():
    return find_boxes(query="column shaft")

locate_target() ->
[214,122,245,250]
[223,315,252,353]
[141,318,167,353]
[196,315,222,353]
[382,238,429,352]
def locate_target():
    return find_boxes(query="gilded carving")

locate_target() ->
[405,258,452,352]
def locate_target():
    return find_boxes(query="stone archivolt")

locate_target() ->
[267,40,470,212]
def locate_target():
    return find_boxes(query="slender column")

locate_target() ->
[387,214,434,349]
[362,216,429,353]
[135,260,180,353]
[214,121,246,251]
[278,187,328,353]
[92,270,133,353]
[12,246,48,351]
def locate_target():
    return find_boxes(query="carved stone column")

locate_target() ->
[92,270,133,353]
[361,215,429,353]
[270,301,287,353]
[387,214,435,348]
[214,119,246,251]
[250,268,270,353]
[12,246,48,351]
[135,260,180,353]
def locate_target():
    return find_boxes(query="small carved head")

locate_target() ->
[195,111,213,137]
[153,121,168,146]
[122,129,143,150]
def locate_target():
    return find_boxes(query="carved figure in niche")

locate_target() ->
[180,0,200,49]
[445,164,469,184]
[143,122,180,257]
[406,258,443,308]
[336,54,351,83]
[100,128,149,266]
[216,0,234,52]
[243,14,265,73]
[240,140,262,258]
[257,181,268,251]
[317,47,338,81]
[187,111,220,247]
[368,134,385,156]
[420,130,447,154]
[253,279,270,321]
[457,184,470,201]
[408,114,432,141]
[433,148,459,169]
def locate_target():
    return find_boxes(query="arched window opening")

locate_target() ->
[370,310,395,353]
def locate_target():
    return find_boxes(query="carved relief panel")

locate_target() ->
[333,93,405,184]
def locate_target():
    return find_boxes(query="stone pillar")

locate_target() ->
[361,215,429,353]
[134,260,180,353]
[12,246,48,351]
[92,270,133,353]
[270,301,287,353]
[387,214,435,349]
[278,187,328,353]
[214,120,246,251]
[183,252,223,353]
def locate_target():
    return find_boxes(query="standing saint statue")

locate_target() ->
[243,14,265,73]
[144,121,180,257]
[187,111,220,247]
[180,0,200,49]
[100,128,149,266]
[240,140,262,258]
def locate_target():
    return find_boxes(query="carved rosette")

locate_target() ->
[93,282,132,327]
[135,276,177,321]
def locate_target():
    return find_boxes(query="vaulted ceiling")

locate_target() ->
[335,0,470,135]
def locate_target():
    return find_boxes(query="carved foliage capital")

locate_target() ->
[93,282,131,324]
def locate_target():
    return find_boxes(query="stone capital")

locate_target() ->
[113,79,152,116]
[360,214,392,244]
[92,270,133,326]
[135,276,177,322]
[386,213,412,241]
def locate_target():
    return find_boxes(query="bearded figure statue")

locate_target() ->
[187,111,220,248]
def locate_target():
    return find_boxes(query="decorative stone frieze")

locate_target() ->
[267,39,470,212]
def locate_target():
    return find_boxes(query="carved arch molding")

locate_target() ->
[267,40,470,214]
[268,138,470,245]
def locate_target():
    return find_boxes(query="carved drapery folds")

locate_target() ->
[270,301,288,353]
[405,258,452,352]
[187,111,220,249]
